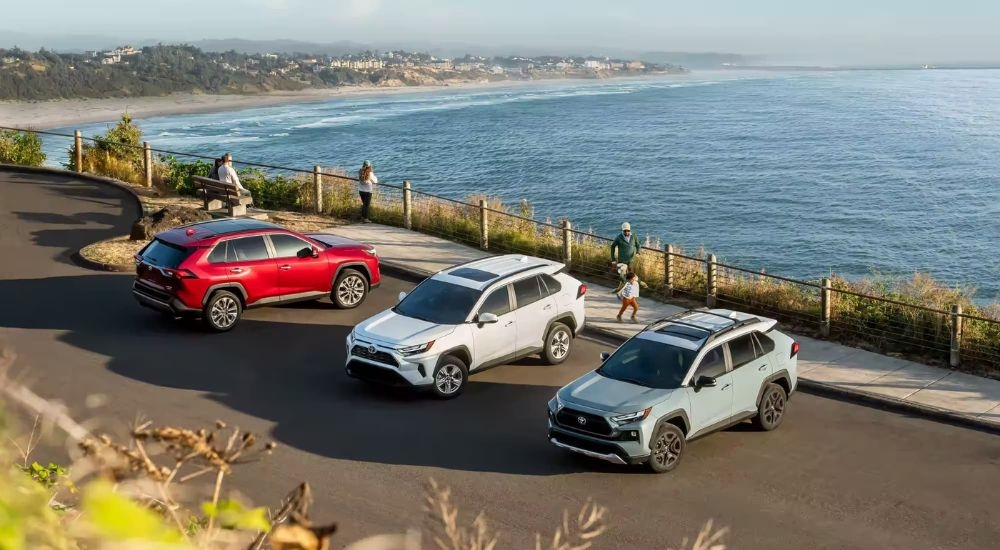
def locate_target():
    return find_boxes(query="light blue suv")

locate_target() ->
[547,308,799,473]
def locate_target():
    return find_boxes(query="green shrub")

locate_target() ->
[156,155,213,195]
[0,128,46,166]
[66,113,145,184]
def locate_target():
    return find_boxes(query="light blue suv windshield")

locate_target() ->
[596,337,697,389]
[393,279,482,325]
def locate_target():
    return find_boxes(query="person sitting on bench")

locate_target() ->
[217,153,253,206]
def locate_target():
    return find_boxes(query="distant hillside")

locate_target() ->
[638,51,760,68]
[189,39,368,56]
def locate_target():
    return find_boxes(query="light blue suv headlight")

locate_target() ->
[611,407,652,426]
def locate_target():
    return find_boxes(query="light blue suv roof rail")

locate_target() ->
[643,308,764,349]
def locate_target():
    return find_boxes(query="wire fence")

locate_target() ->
[4,124,1000,379]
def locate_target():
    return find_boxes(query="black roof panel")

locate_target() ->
[449,267,500,283]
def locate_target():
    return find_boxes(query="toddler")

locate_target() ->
[616,271,640,322]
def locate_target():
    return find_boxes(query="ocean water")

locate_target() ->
[45,69,1000,301]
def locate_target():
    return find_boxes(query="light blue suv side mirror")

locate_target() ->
[398,291,407,302]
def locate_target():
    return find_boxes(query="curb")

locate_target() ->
[378,258,1000,435]
[74,236,137,273]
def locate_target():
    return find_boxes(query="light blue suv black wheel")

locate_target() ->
[648,423,685,473]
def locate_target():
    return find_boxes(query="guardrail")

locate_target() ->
[4,124,999,377]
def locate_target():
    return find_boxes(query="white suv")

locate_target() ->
[346,254,587,398]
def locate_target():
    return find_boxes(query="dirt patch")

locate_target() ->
[131,205,214,240]
[267,211,346,233]
[79,237,147,268]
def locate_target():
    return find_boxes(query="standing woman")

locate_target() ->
[357,160,378,223]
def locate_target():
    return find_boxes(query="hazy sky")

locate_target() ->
[4,0,999,65]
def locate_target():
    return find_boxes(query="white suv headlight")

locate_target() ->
[611,407,652,426]
[397,340,435,356]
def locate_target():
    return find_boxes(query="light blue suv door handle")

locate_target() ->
[721,383,731,390]
[758,364,767,371]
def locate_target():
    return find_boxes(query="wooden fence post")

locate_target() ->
[950,304,963,368]
[403,180,412,230]
[562,219,572,266]
[313,165,323,214]
[479,199,489,250]
[74,130,83,173]
[664,244,674,297]
[143,142,152,187]
[706,254,717,307]
[820,277,831,338]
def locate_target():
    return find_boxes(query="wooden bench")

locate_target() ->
[192,175,254,217]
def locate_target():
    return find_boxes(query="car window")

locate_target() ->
[207,241,230,263]
[229,236,270,261]
[754,333,775,355]
[270,233,311,258]
[728,334,758,368]
[693,346,727,379]
[513,276,543,308]
[596,337,697,390]
[479,286,512,316]
[539,274,562,296]
[140,238,192,268]
[394,279,482,325]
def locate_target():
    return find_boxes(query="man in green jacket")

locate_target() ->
[610,222,641,292]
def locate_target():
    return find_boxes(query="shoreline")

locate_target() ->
[0,73,687,130]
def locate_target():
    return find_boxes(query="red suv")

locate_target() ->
[132,218,381,332]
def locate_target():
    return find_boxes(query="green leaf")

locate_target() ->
[201,499,271,532]
[81,480,185,544]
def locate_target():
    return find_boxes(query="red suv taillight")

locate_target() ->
[791,341,800,358]
[165,268,198,279]
[577,283,587,298]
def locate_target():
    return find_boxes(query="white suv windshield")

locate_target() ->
[596,338,697,389]
[393,279,482,325]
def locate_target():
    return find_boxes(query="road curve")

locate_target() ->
[1,167,998,550]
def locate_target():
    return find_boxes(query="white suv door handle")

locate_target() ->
[504,321,514,327]
[543,304,552,310]
[758,364,767,371]
[721,383,731,390]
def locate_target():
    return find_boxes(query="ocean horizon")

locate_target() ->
[41,69,1000,303]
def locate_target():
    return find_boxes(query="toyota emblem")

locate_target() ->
[577,416,587,425]
[367,344,377,354]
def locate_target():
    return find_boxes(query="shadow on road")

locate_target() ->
[6,173,139,269]
[0,272,631,476]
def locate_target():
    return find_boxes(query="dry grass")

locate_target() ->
[79,236,147,267]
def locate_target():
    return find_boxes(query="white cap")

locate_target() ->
[622,222,631,231]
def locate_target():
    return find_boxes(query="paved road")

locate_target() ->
[1,168,999,550]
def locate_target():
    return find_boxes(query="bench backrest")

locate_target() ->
[192,175,242,195]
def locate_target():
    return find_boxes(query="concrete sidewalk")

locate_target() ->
[321,223,1000,431]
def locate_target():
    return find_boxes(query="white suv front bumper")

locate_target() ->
[345,332,437,387]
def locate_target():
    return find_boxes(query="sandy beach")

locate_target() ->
[0,78,598,131]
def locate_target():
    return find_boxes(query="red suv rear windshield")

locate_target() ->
[140,238,193,268]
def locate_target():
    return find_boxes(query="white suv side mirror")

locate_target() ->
[398,291,407,302]
[476,312,499,324]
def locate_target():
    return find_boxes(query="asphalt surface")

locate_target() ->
[1,168,999,550]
